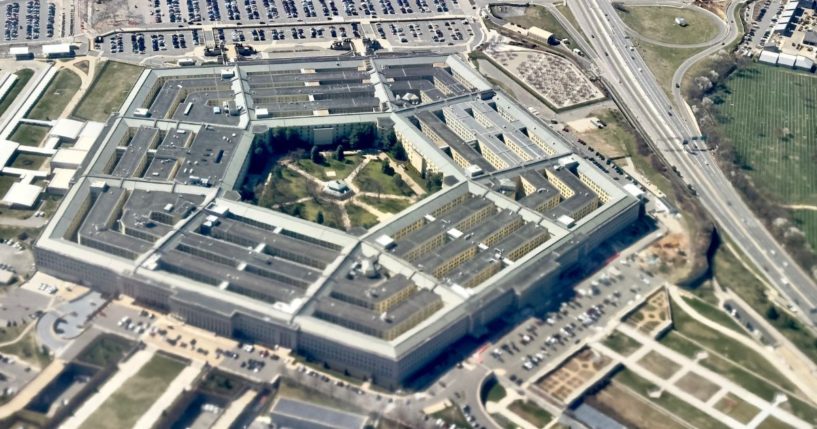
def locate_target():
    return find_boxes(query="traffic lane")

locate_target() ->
[483,256,658,384]
[722,299,774,345]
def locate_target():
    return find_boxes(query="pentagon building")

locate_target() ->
[35,54,641,387]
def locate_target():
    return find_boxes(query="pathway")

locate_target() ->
[60,346,157,429]
[54,57,98,119]
[485,388,538,429]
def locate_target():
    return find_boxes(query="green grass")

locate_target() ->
[0,328,51,369]
[699,353,782,401]
[26,69,81,120]
[255,166,313,207]
[359,195,412,214]
[75,335,132,368]
[431,405,472,429]
[9,123,50,147]
[681,296,745,335]
[555,3,580,35]
[0,175,17,198]
[756,416,790,429]
[0,69,34,117]
[485,379,507,403]
[714,393,759,425]
[295,155,362,180]
[659,331,703,358]
[73,61,143,121]
[602,331,642,356]
[490,413,520,429]
[712,64,817,206]
[354,159,414,197]
[792,209,817,252]
[279,199,344,230]
[616,5,720,45]
[346,203,378,229]
[83,354,186,429]
[675,371,721,401]
[638,350,680,379]
[490,5,568,40]
[507,400,552,427]
[578,109,636,159]
[9,152,47,170]
[278,378,364,412]
[669,297,795,390]
[635,41,703,96]
[782,396,817,426]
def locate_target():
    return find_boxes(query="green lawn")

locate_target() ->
[635,41,703,96]
[354,159,414,197]
[279,199,344,229]
[484,378,507,403]
[616,5,720,45]
[0,69,34,117]
[278,378,364,413]
[9,152,47,170]
[714,393,759,425]
[83,354,186,429]
[0,328,51,369]
[9,123,50,147]
[638,350,680,379]
[490,413,520,429]
[346,203,378,229]
[756,416,790,429]
[602,331,642,356]
[0,175,17,197]
[295,155,362,180]
[681,296,746,335]
[26,69,81,120]
[675,371,721,401]
[75,335,132,368]
[358,195,412,214]
[792,210,817,253]
[73,61,143,121]
[491,5,568,40]
[578,109,636,159]
[255,166,313,207]
[508,400,552,427]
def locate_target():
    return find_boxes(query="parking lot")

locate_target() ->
[0,352,39,398]
[481,252,662,386]
[0,0,58,42]
[373,18,472,46]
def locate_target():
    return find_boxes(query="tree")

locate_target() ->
[310,145,322,164]
[316,211,325,224]
[335,144,344,161]
[766,305,780,321]
[381,161,394,176]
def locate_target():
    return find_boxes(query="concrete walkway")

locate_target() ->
[485,388,538,429]
[60,346,157,429]
[132,360,204,429]
[212,389,256,429]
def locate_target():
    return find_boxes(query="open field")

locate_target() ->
[9,152,47,170]
[635,41,703,95]
[0,328,51,368]
[354,159,414,196]
[295,154,363,181]
[711,65,817,207]
[0,175,17,197]
[75,335,132,367]
[575,109,633,159]
[681,296,745,335]
[359,195,412,214]
[792,209,817,252]
[586,382,688,429]
[73,61,144,121]
[601,330,642,356]
[0,69,34,117]
[675,371,720,401]
[507,400,552,427]
[491,5,569,40]
[714,393,759,424]
[346,203,378,229]
[637,350,680,379]
[9,123,49,147]
[616,5,720,44]
[83,354,186,429]
[279,199,343,230]
[26,69,81,120]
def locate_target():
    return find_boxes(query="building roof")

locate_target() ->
[758,50,779,64]
[48,168,75,191]
[9,46,29,55]
[778,52,798,66]
[51,118,85,140]
[52,148,87,167]
[3,182,42,207]
[42,44,72,55]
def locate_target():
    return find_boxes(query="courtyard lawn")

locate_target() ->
[73,61,144,121]
[346,203,379,229]
[26,69,81,120]
[255,166,313,207]
[0,175,16,197]
[616,5,720,45]
[279,199,344,230]
[9,123,50,147]
[354,159,415,197]
[295,154,362,180]
[0,69,34,117]
[359,195,412,214]
[82,354,185,429]
[9,152,47,170]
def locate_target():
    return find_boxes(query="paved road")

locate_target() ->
[568,0,817,328]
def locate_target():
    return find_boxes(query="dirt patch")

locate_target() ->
[534,348,613,404]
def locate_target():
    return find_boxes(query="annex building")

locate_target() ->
[35,54,641,387]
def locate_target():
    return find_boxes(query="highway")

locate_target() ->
[567,0,817,325]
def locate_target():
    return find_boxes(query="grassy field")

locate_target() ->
[616,5,720,45]
[507,400,552,427]
[75,335,132,367]
[681,296,745,335]
[295,155,362,180]
[0,175,16,198]
[577,109,634,159]
[711,65,817,207]
[490,413,520,429]
[355,159,414,196]
[637,350,680,379]
[346,203,378,229]
[587,382,688,429]
[279,199,343,229]
[255,166,313,207]
[26,69,81,120]
[0,328,51,369]
[491,5,568,40]
[485,379,507,403]
[9,152,47,170]
[83,354,185,429]
[635,41,703,95]
[714,393,759,424]
[0,69,34,117]
[675,371,720,401]
[358,195,412,214]
[792,210,817,252]
[8,123,49,147]
[602,330,642,356]
[73,61,143,121]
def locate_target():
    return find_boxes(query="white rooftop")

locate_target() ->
[51,118,85,141]
[51,148,87,168]
[9,46,28,55]
[48,168,74,192]
[3,182,41,207]
[42,44,72,55]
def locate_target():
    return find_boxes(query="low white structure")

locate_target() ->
[51,118,85,141]
[778,52,798,67]
[9,46,30,59]
[51,148,87,169]
[42,43,72,57]
[795,55,814,70]
[255,107,270,118]
[323,179,352,197]
[48,168,75,194]
[675,17,688,26]
[759,50,779,65]
[3,182,42,208]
